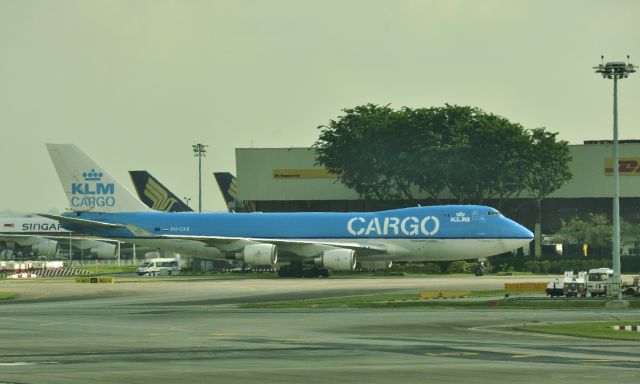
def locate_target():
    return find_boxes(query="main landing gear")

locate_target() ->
[472,261,487,276]
[277,263,330,278]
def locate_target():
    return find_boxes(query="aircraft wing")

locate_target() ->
[158,234,390,256]
[37,214,125,229]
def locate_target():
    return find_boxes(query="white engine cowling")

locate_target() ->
[359,260,393,270]
[90,243,117,259]
[242,244,278,265]
[32,239,58,257]
[316,249,356,271]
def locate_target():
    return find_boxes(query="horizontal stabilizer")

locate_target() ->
[37,213,124,229]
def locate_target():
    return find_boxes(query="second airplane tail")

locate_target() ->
[46,143,151,213]
[129,171,193,212]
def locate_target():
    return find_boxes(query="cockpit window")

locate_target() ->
[488,210,501,216]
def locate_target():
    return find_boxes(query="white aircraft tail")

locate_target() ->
[46,143,151,213]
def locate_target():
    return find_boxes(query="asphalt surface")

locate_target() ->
[0,276,639,383]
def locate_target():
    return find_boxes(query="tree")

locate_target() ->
[525,128,573,257]
[438,106,531,205]
[553,214,640,257]
[314,104,571,212]
[554,214,612,250]
[314,104,447,202]
[314,104,401,200]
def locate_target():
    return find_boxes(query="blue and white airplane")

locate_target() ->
[41,144,533,277]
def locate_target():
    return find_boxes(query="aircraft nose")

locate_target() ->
[516,222,534,239]
[505,218,534,239]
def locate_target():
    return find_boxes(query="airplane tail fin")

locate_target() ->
[213,172,239,212]
[129,171,193,212]
[46,143,151,213]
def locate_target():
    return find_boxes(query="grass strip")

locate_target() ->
[0,292,17,300]
[242,293,640,309]
[519,322,640,341]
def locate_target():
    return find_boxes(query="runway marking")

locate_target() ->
[271,338,309,344]
[39,322,62,326]
[425,352,478,357]
[0,362,59,366]
[581,359,613,365]
[511,354,538,359]
[206,333,236,338]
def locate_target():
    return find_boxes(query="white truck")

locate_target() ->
[586,268,613,297]
[137,258,181,276]
[546,278,564,297]
[563,271,587,298]
[546,271,587,298]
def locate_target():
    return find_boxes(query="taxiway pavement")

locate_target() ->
[0,276,638,383]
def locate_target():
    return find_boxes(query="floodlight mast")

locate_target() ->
[192,143,208,212]
[593,55,637,300]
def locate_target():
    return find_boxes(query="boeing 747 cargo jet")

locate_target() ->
[41,144,533,277]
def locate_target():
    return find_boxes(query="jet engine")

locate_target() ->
[32,239,58,257]
[241,244,278,265]
[90,243,117,259]
[359,260,393,270]
[315,249,356,271]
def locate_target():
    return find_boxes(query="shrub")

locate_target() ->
[447,261,470,274]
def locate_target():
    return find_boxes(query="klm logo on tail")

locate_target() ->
[143,177,178,211]
[71,169,116,208]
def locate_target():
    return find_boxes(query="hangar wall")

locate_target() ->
[237,142,640,202]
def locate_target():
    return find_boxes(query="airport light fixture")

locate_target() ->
[192,143,208,212]
[593,55,637,300]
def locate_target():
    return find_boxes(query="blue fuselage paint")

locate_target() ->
[59,205,532,241]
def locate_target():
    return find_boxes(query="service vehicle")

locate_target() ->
[564,271,587,298]
[623,275,640,297]
[137,258,181,276]
[546,278,564,297]
[586,268,613,297]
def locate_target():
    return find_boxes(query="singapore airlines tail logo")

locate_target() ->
[143,177,177,211]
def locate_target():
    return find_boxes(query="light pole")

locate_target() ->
[192,143,208,212]
[594,55,637,300]
[184,196,191,207]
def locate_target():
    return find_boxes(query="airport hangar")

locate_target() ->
[235,140,640,256]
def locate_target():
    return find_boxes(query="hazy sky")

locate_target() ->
[1,0,639,213]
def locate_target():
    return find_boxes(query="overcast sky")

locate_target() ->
[1,0,639,213]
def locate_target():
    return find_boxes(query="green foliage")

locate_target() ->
[554,214,640,251]
[554,214,612,248]
[522,259,612,274]
[392,262,442,274]
[526,128,573,200]
[314,104,572,205]
[446,260,471,273]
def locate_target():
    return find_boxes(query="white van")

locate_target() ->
[137,258,181,276]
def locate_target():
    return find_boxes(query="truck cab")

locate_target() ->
[586,268,613,297]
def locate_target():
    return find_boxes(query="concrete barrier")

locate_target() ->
[419,290,471,299]
[75,277,115,284]
[504,282,546,293]
[611,325,639,331]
